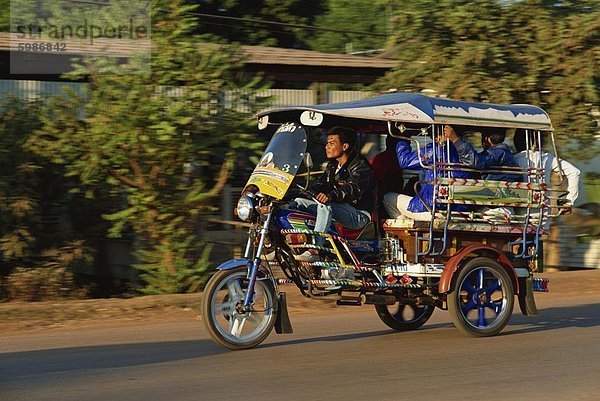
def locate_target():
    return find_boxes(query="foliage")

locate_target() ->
[376,0,599,161]
[583,172,600,205]
[504,0,599,161]
[40,240,94,270]
[134,238,213,294]
[0,99,95,301]
[0,99,43,270]
[27,0,268,293]
[3,241,93,301]
[310,0,388,54]
[7,0,150,31]
[178,0,388,53]
[0,0,8,31]
[182,0,326,48]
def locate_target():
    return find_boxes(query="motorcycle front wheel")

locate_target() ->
[202,266,277,350]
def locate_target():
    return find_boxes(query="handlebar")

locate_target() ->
[295,184,326,205]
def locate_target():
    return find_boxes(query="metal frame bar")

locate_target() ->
[243,212,272,307]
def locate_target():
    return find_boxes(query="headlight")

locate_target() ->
[236,195,254,221]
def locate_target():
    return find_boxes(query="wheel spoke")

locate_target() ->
[227,279,244,299]
[462,299,477,314]
[477,307,487,327]
[486,279,501,295]
[246,313,261,325]
[461,280,477,294]
[477,269,485,289]
[215,300,236,317]
[489,300,503,315]
[393,304,407,321]
[230,315,247,337]
[228,313,236,332]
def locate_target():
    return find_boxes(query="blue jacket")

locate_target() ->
[396,140,469,213]
[453,139,519,181]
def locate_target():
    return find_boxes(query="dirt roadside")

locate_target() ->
[1,269,598,334]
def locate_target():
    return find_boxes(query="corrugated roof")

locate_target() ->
[0,32,397,69]
[239,45,396,68]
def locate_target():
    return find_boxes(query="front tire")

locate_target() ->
[448,257,514,337]
[202,266,277,350]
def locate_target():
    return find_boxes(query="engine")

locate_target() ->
[380,235,406,264]
[379,235,445,279]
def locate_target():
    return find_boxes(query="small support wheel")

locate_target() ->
[375,301,434,331]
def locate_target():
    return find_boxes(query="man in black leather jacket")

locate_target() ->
[290,126,375,262]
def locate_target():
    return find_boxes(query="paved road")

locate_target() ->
[1,293,599,401]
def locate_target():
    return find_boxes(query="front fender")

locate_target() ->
[216,258,252,271]
[216,258,273,281]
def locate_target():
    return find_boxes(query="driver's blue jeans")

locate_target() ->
[289,197,370,244]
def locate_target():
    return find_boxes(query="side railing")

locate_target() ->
[412,166,571,262]
[435,176,547,259]
[391,125,572,263]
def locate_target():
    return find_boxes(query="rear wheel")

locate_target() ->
[202,267,277,350]
[448,257,514,337]
[375,300,434,331]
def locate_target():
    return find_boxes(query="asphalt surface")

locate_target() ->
[1,290,600,401]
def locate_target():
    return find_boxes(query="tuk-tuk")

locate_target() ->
[202,92,562,350]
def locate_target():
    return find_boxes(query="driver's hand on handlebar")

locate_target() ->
[315,193,330,204]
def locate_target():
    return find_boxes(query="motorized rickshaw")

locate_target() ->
[202,92,562,350]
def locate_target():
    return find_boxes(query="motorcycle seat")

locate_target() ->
[335,222,376,240]
[334,208,379,240]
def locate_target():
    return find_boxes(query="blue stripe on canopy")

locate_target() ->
[430,96,548,120]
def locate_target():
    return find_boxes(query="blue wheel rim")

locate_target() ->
[458,267,508,330]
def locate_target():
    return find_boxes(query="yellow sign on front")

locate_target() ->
[246,167,294,199]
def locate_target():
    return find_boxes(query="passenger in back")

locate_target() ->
[513,128,580,208]
[443,125,521,220]
[383,129,469,221]
[370,135,404,218]
[443,125,520,181]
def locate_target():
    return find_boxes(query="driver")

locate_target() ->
[289,126,375,262]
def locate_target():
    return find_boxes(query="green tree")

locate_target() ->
[27,1,268,293]
[505,0,599,160]
[0,99,43,271]
[377,0,599,160]
[0,98,93,300]
[0,0,9,31]
[310,0,388,54]
[183,0,326,48]
[377,0,513,101]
